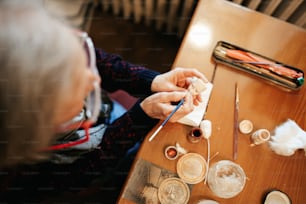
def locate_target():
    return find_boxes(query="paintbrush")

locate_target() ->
[148,77,207,142]
[233,82,239,160]
[148,98,185,142]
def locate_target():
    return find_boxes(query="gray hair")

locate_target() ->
[0,0,80,167]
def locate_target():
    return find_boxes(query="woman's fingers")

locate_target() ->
[174,67,208,83]
[140,91,194,122]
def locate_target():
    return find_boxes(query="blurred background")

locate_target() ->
[44,0,306,74]
[89,10,181,73]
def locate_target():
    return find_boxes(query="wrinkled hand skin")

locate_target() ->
[143,67,208,121]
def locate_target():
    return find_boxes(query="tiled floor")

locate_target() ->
[89,7,182,73]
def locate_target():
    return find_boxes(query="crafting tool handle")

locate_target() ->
[161,99,185,126]
[149,98,185,142]
[233,83,239,160]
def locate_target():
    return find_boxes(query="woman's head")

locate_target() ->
[0,0,99,167]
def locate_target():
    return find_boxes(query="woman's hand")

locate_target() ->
[140,91,194,122]
[151,67,208,105]
[151,67,208,92]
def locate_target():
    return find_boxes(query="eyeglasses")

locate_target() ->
[44,31,101,151]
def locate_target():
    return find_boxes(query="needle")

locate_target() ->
[148,98,185,142]
[233,82,239,160]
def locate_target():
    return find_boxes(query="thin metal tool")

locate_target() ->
[148,98,185,142]
[232,60,282,67]
[233,82,239,160]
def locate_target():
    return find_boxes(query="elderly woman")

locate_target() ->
[0,0,207,202]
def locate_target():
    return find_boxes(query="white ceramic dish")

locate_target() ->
[177,153,207,184]
[158,177,190,204]
[207,160,246,198]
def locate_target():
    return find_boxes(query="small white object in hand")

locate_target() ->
[269,119,306,156]
[178,82,213,127]
[188,77,207,95]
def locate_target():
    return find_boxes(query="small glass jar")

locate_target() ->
[165,146,179,160]
[164,143,187,160]
[187,127,203,143]
[196,199,219,204]
[207,160,246,198]
[251,128,270,146]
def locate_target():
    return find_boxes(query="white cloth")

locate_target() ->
[268,119,306,156]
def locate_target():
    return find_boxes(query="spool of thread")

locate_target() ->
[251,129,271,146]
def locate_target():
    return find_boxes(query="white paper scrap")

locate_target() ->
[178,82,213,127]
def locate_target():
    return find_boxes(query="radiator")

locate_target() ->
[101,0,198,37]
[101,0,305,38]
[44,0,98,32]
[231,0,305,28]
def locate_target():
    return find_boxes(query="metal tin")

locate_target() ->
[212,41,304,91]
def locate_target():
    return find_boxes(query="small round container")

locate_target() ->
[177,153,207,184]
[264,190,291,204]
[197,200,219,204]
[251,129,270,145]
[207,160,246,198]
[165,146,179,160]
[187,127,203,143]
[158,177,190,204]
[239,120,253,134]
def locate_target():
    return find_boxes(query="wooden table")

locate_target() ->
[118,0,306,203]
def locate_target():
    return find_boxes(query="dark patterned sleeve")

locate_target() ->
[100,100,159,158]
[95,48,160,97]
[95,48,160,157]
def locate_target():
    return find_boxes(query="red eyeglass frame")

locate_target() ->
[43,31,101,151]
